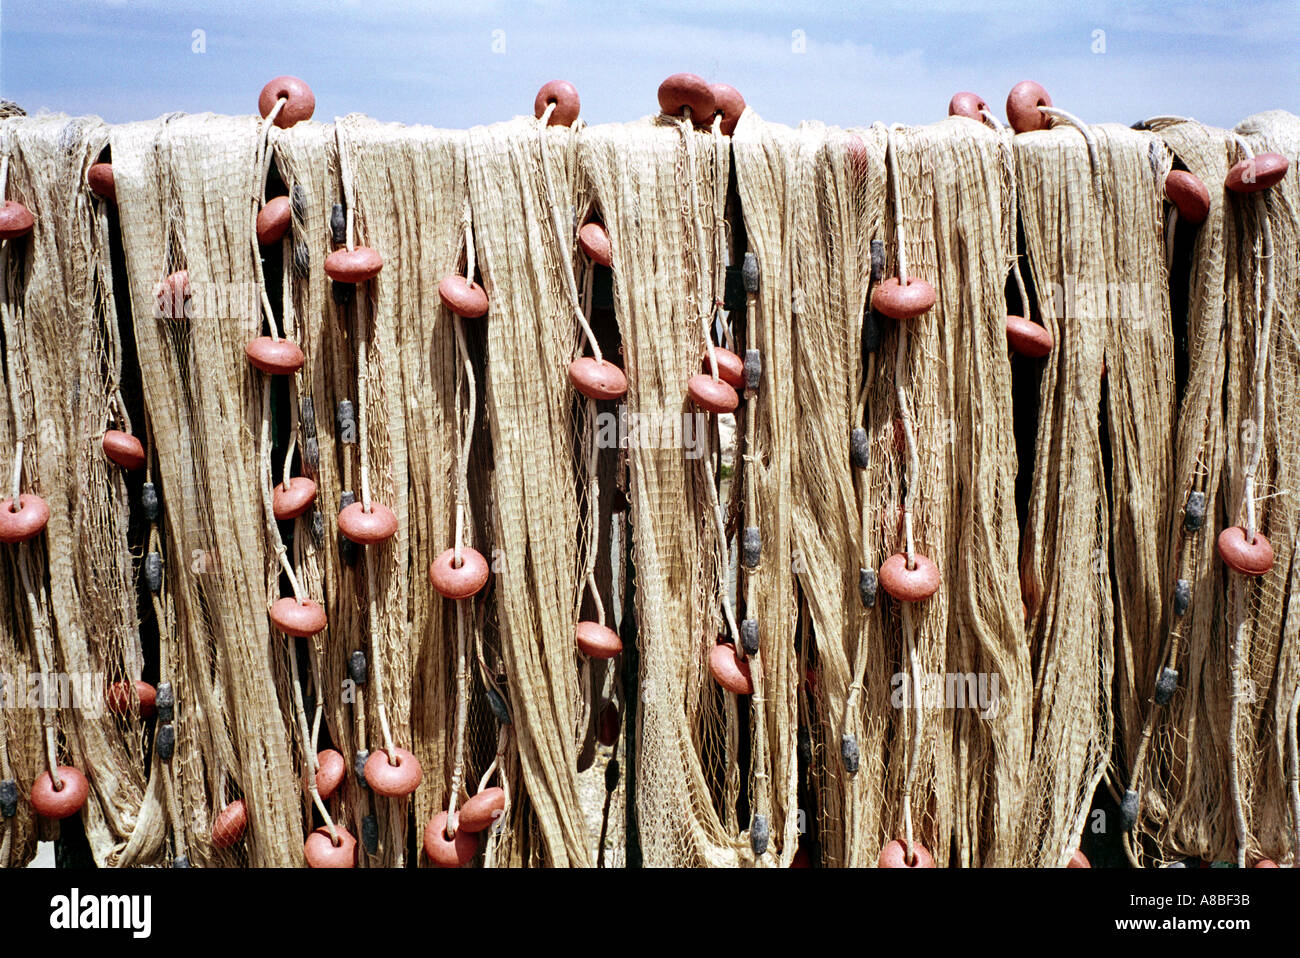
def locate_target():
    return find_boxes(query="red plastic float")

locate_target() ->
[534,80,580,127]
[879,552,941,602]
[657,73,714,123]
[872,277,936,320]
[597,703,620,747]
[1006,315,1054,358]
[1225,152,1288,193]
[1216,526,1274,576]
[948,92,988,121]
[87,163,115,202]
[878,839,935,868]
[0,494,50,544]
[0,200,34,239]
[363,746,422,797]
[438,274,489,318]
[424,810,479,868]
[568,357,627,401]
[103,429,146,470]
[30,767,89,820]
[246,336,304,375]
[1164,170,1211,223]
[268,597,327,637]
[687,373,739,414]
[709,83,746,135]
[312,749,346,801]
[337,500,398,545]
[304,826,356,868]
[272,477,317,520]
[578,221,612,266]
[458,787,506,834]
[258,76,315,128]
[428,546,490,600]
[106,680,157,719]
[708,643,753,695]
[324,247,383,284]
[1006,80,1052,134]
[256,195,292,245]
[211,799,248,848]
[575,621,622,659]
[703,347,745,389]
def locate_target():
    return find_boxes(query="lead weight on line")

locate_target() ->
[740,618,759,656]
[1120,789,1139,831]
[1155,667,1178,706]
[330,203,346,246]
[145,552,163,593]
[863,308,882,353]
[299,396,316,436]
[1184,491,1205,532]
[336,400,356,443]
[605,758,620,793]
[335,402,356,447]
[173,855,190,868]
[742,251,759,293]
[354,750,369,787]
[1173,578,1191,616]
[293,240,310,277]
[349,650,368,686]
[338,491,358,564]
[870,239,885,283]
[331,279,353,305]
[797,726,812,765]
[744,349,761,392]
[486,687,512,725]
[0,778,17,818]
[291,183,308,221]
[841,733,860,774]
[141,482,159,522]
[156,723,175,762]
[361,813,379,854]
[302,436,320,476]
[850,427,868,468]
[156,681,174,723]
[859,567,878,608]
[309,508,325,550]
[750,814,769,856]
[742,526,761,569]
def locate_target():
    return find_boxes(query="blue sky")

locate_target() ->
[2,0,1297,130]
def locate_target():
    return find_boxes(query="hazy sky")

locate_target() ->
[2,0,1297,131]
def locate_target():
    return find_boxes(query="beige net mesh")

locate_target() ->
[0,101,1296,869]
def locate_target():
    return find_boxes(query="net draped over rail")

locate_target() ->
[0,102,1296,868]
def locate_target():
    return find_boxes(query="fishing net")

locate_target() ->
[0,97,1295,869]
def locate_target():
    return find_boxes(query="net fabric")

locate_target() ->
[468,116,590,866]
[1092,129,1178,838]
[731,117,886,866]
[1128,118,1238,863]
[845,120,1031,867]
[0,114,163,867]
[1218,112,1300,864]
[0,106,1293,869]
[110,115,303,866]
[581,117,741,867]
[1013,123,1115,867]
